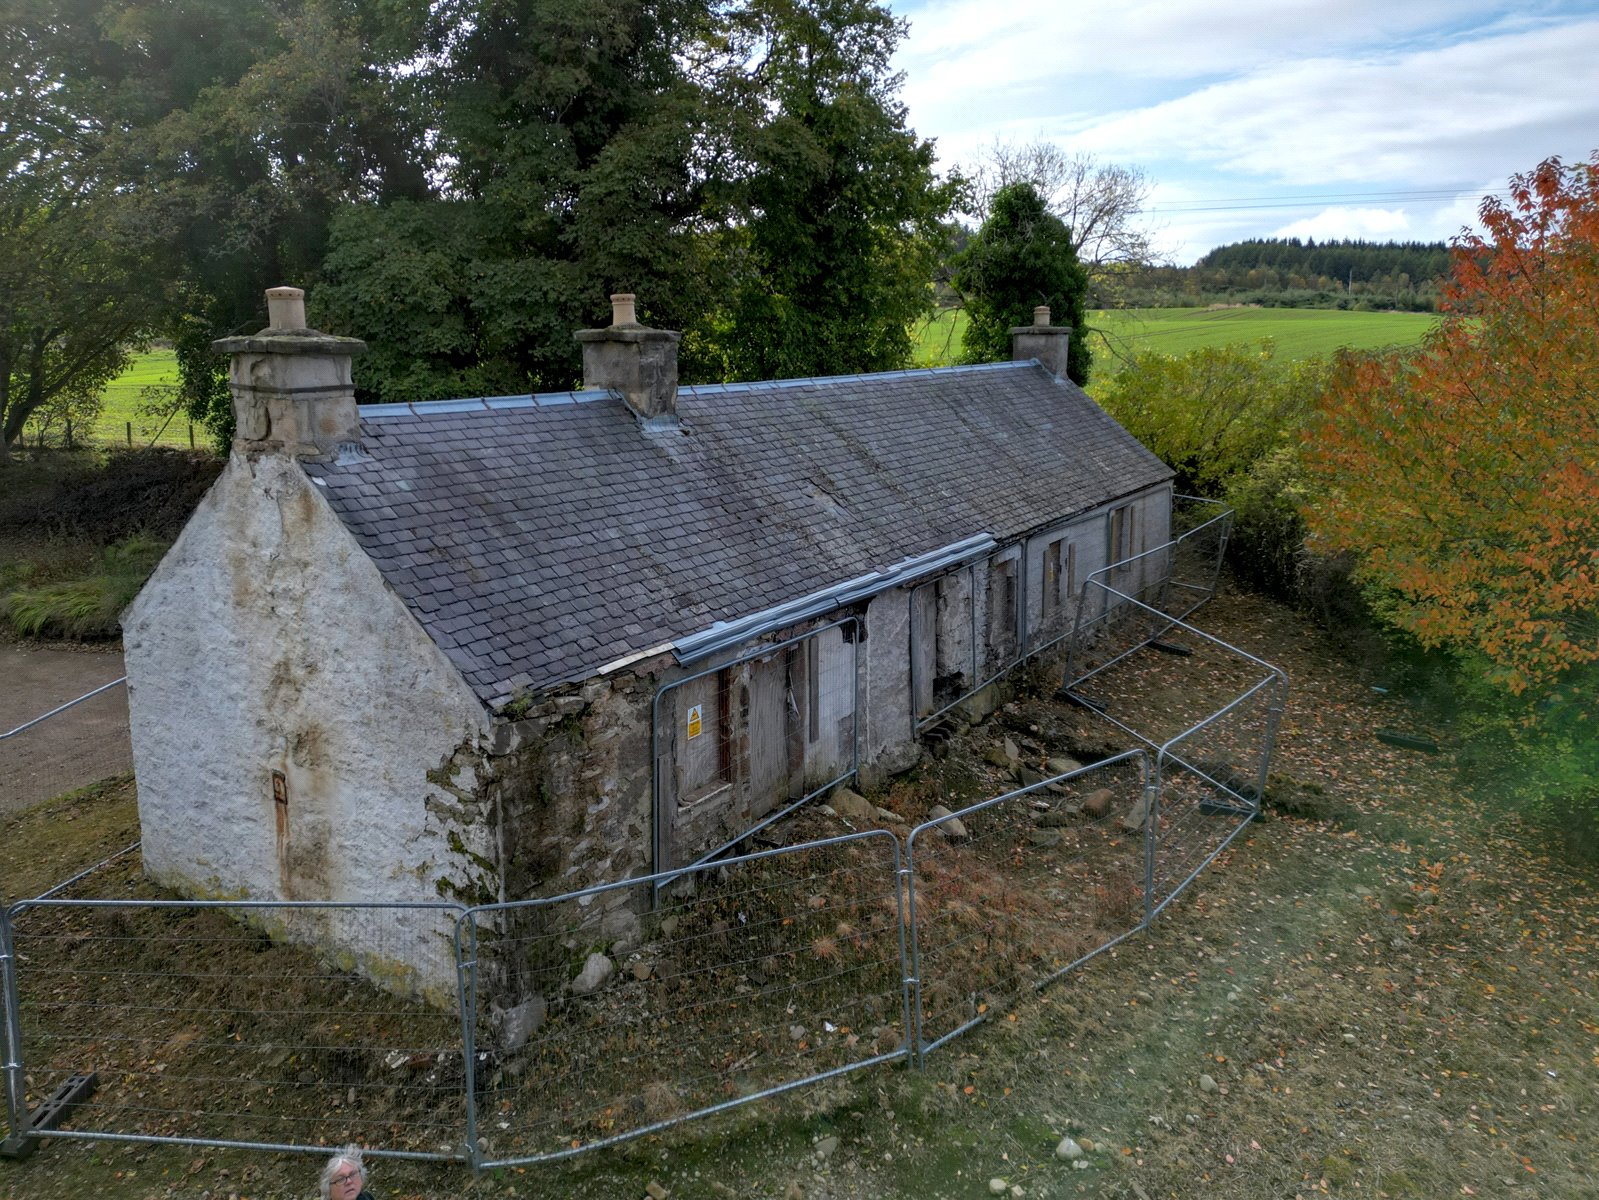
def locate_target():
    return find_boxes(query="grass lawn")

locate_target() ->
[913,306,1437,370]
[89,349,194,448]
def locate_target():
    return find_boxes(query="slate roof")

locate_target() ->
[303,360,1172,708]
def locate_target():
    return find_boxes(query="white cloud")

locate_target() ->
[894,0,1510,147]
[1272,207,1413,241]
[1071,19,1599,184]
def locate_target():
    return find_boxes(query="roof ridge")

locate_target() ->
[678,359,1033,400]
[357,362,1044,419]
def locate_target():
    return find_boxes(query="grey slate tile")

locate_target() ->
[305,361,1170,706]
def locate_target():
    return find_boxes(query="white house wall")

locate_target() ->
[123,452,492,1004]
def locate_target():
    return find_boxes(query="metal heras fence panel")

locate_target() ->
[1061,506,1233,694]
[455,829,908,1167]
[653,619,861,879]
[902,751,1152,1061]
[0,679,132,814]
[1149,675,1287,920]
[1,892,472,1162]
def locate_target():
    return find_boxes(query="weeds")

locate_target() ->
[1,534,167,638]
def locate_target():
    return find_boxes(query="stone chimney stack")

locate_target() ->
[212,286,367,455]
[1010,305,1071,382]
[575,293,680,424]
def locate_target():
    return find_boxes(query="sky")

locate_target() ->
[889,0,1599,263]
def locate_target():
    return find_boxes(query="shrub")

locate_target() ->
[1095,342,1326,494]
[0,447,221,542]
[1222,445,1309,599]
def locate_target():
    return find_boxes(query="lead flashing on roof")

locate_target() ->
[357,389,606,419]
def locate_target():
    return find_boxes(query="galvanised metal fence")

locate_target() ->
[1061,501,1233,693]
[1058,582,1287,922]
[0,678,132,813]
[2,870,473,1162]
[916,498,1233,735]
[2,750,1276,1170]
[903,752,1151,1060]
[457,829,908,1166]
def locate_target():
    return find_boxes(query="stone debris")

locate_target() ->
[489,994,547,1052]
[989,1178,1008,1195]
[1081,788,1116,819]
[813,1135,839,1161]
[927,804,969,840]
[645,1181,669,1200]
[830,788,876,823]
[570,952,614,996]
[1199,1073,1219,1094]
[1119,793,1151,832]
[1055,1135,1085,1160]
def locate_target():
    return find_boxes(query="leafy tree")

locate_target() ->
[953,182,1091,384]
[1094,341,1325,493]
[962,140,1159,286]
[690,0,956,382]
[15,0,439,443]
[316,0,719,400]
[0,0,166,460]
[1304,154,1599,695]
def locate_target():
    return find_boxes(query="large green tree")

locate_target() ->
[953,182,1092,384]
[689,0,956,382]
[314,0,713,400]
[13,0,438,441]
[0,0,168,460]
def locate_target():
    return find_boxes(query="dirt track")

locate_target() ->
[0,642,129,814]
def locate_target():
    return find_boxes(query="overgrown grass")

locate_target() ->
[1,534,168,638]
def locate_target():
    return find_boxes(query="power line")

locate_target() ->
[1139,187,1510,216]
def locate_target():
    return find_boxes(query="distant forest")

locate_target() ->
[1114,238,1452,311]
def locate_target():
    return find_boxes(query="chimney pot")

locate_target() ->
[576,294,680,423]
[211,287,367,455]
[266,286,307,331]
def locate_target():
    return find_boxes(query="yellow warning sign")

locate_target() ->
[686,704,703,740]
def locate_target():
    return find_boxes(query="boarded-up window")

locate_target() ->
[677,669,732,804]
[1042,537,1079,621]
[1110,503,1138,564]
[988,556,1018,662]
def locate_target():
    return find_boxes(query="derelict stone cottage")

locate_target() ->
[122,288,1173,1001]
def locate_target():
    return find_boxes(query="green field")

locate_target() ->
[912,305,1438,369]
[93,348,193,448]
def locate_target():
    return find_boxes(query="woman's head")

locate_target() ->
[319,1144,366,1200]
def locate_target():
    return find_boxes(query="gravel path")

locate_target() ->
[0,641,129,814]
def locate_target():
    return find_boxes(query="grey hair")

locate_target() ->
[318,1144,366,1200]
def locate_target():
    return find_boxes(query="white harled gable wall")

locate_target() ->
[123,452,493,1003]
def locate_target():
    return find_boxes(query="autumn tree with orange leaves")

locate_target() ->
[1305,154,1599,697]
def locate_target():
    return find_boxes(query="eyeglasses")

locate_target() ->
[332,1170,362,1187]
